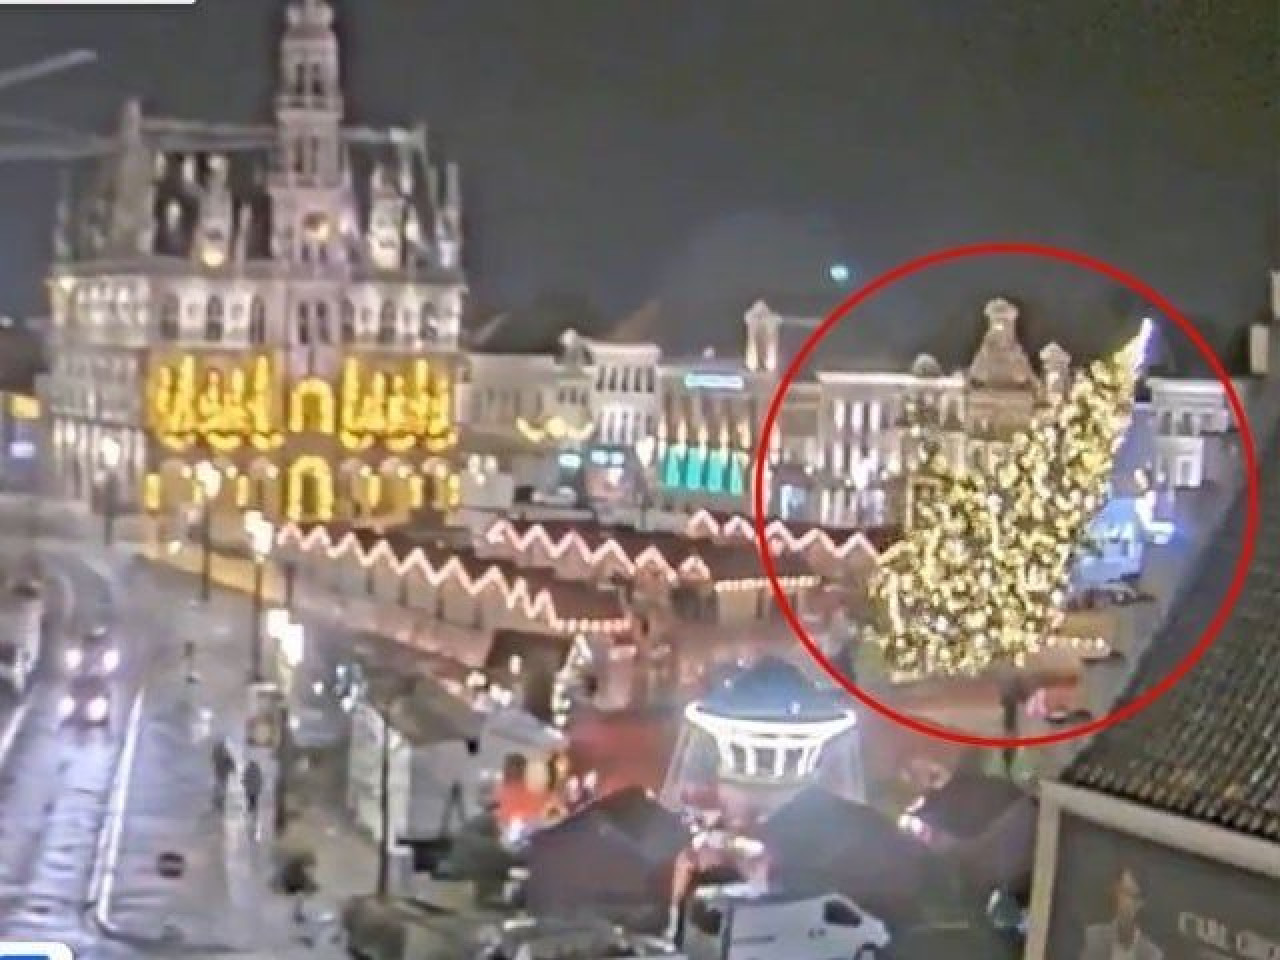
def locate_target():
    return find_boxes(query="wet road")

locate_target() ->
[0,547,142,954]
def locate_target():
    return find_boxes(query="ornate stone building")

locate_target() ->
[652,296,1074,527]
[41,0,465,531]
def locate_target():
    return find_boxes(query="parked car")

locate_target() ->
[682,884,891,960]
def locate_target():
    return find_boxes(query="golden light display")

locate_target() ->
[338,358,454,453]
[149,354,283,452]
[515,415,593,444]
[145,352,460,523]
[869,322,1151,679]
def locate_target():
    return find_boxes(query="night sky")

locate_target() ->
[0,0,1272,367]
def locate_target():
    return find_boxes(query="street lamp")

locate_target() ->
[99,435,121,547]
[244,509,273,684]
[365,671,415,898]
[195,462,222,603]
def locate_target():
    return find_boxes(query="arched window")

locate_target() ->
[377,301,396,345]
[292,62,306,98]
[249,297,266,344]
[160,295,180,340]
[315,302,331,344]
[297,302,311,346]
[341,300,356,343]
[205,296,224,342]
[419,302,438,343]
[309,63,325,97]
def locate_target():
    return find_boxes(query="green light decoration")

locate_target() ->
[706,450,728,493]
[660,445,750,497]
[663,445,685,489]
[729,452,746,496]
[685,447,706,491]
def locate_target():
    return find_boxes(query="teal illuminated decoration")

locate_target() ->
[685,447,706,490]
[660,444,750,496]
[663,445,686,489]
[707,450,728,493]
[728,452,746,496]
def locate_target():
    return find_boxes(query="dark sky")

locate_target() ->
[0,0,1273,365]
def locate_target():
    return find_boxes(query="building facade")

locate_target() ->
[41,0,466,533]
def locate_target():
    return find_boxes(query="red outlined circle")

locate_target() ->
[752,241,1260,749]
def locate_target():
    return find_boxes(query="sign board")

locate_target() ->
[683,372,745,391]
[1044,813,1280,960]
[0,946,73,960]
[245,682,285,748]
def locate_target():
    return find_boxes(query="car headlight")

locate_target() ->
[64,649,83,670]
[102,650,120,672]
[58,695,75,717]
[87,697,109,722]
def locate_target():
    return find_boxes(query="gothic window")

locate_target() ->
[377,301,396,345]
[419,302,438,343]
[292,62,306,98]
[297,302,311,346]
[205,296,224,343]
[341,299,356,343]
[309,63,325,97]
[314,302,331,344]
[249,297,266,345]
[160,296,180,340]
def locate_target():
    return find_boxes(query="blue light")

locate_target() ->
[829,263,851,285]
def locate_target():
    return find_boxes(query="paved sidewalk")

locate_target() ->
[97,567,374,954]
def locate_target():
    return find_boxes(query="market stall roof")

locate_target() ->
[912,772,1027,840]
[536,786,690,866]
[949,794,1038,900]
[758,786,931,927]
[1061,419,1280,843]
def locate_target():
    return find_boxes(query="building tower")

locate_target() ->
[271,0,345,268]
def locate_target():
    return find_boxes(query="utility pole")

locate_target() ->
[369,672,415,898]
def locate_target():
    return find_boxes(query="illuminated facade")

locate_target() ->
[41,0,464,528]
[648,297,1081,526]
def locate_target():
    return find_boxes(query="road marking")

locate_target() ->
[0,703,30,768]
[87,686,144,930]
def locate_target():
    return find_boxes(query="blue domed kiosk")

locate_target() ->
[660,656,865,820]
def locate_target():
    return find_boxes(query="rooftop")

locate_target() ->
[700,656,849,723]
[1062,415,1280,842]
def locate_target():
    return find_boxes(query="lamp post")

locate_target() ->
[273,619,304,833]
[195,462,221,604]
[99,435,121,547]
[244,510,273,684]
[366,672,415,898]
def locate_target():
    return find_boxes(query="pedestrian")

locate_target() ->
[997,664,1028,778]
[211,739,235,811]
[242,758,263,818]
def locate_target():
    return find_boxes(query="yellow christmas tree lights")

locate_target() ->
[870,321,1152,679]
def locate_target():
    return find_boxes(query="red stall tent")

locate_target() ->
[525,786,691,934]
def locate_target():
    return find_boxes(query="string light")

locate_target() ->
[277,524,630,634]
[869,324,1150,679]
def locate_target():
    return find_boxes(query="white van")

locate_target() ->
[682,884,890,960]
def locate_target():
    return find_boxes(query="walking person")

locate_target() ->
[242,758,263,821]
[211,738,236,812]
[996,663,1028,778]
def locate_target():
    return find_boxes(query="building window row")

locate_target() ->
[596,366,656,394]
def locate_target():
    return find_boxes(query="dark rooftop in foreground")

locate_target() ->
[1063,415,1280,842]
